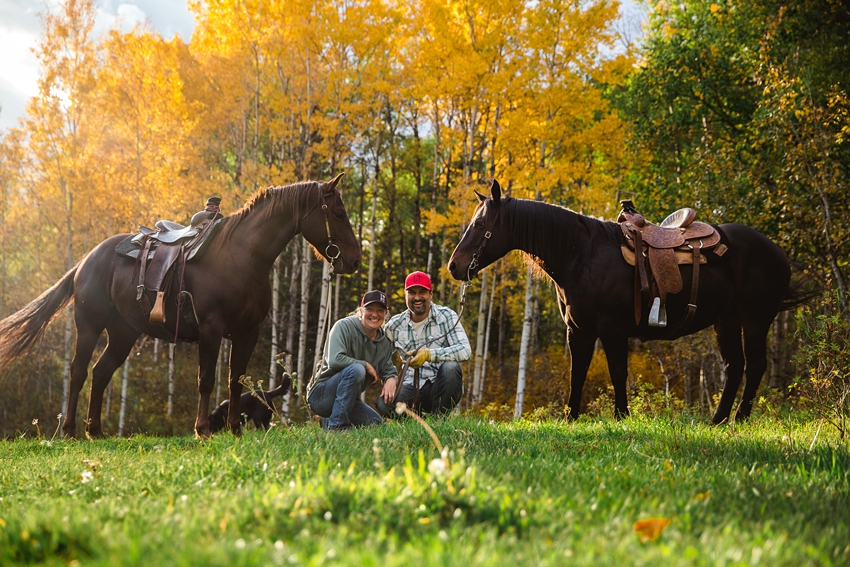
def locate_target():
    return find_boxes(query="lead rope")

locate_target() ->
[391,281,470,407]
[304,192,341,399]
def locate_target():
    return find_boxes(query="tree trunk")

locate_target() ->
[478,266,498,404]
[312,261,331,380]
[296,237,311,403]
[118,357,130,438]
[167,342,176,417]
[61,305,73,430]
[269,254,281,389]
[514,265,535,418]
[472,270,489,406]
[283,242,300,416]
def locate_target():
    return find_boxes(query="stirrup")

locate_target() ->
[150,291,166,325]
[648,297,667,327]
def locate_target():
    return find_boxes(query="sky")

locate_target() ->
[0,0,645,133]
[0,0,196,131]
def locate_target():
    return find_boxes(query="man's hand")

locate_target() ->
[364,362,380,385]
[407,349,430,368]
[381,377,398,401]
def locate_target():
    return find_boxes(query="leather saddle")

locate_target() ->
[618,200,728,328]
[116,197,223,328]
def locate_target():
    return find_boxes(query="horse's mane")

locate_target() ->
[507,198,615,277]
[208,181,319,248]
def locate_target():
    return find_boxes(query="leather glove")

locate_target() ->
[407,349,430,368]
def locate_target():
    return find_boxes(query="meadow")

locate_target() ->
[1,412,848,566]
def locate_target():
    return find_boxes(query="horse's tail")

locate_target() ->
[266,373,292,399]
[779,276,821,312]
[0,264,78,372]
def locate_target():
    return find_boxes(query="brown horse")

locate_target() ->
[0,175,361,438]
[448,180,813,424]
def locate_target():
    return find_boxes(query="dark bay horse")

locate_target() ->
[0,175,361,438]
[448,180,812,424]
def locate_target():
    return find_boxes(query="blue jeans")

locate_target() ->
[376,361,464,417]
[307,363,383,428]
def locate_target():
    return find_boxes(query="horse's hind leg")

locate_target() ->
[86,319,140,438]
[712,316,744,424]
[64,316,104,438]
[600,335,630,419]
[734,321,772,421]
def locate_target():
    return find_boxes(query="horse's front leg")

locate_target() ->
[194,330,224,440]
[600,335,630,419]
[567,329,597,420]
[226,327,260,436]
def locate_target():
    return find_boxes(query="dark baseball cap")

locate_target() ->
[361,290,389,309]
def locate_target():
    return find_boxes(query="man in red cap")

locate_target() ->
[377,271,471,416]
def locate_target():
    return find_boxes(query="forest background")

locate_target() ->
[0,0,847,437]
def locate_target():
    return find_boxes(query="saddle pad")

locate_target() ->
[620,245,707,267]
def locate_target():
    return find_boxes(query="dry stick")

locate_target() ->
[395,402,443,455]
[809,418,824,452]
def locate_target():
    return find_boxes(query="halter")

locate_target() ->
[466,200,501,282]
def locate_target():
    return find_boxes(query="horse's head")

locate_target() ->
[448,179,510,281]
[300,173,362,275]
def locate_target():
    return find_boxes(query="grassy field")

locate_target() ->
[1,413,849,566]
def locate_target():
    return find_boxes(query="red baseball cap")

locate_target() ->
[404,271,432,291]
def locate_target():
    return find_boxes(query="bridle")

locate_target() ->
[296,183,343,275]
[466,200,501,282]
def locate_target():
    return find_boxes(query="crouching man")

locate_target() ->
[377,271,471,417]
[307,290,397,430]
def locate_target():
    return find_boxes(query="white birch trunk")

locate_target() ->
[61,305,72,425]
[269,255,281,389]
[153,338,160,361]
[471,270,489,406]
[167,342,176,417]
[118,358,130,438]
[478,268,498,403]
[283,242,300,416]
[215,341,224,406]
[296,237,311,402]
[367,190,378,290]
[312,261,331,378]
[514,265,534,419]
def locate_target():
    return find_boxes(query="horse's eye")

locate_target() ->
[474,219,484,229]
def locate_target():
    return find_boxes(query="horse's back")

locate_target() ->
[74,234,136,314]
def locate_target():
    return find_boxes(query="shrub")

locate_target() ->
[793,300,850,438]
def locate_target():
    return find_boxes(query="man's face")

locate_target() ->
[360,303,388,333]
[405,286,432,320]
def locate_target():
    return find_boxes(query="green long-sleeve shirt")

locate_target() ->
[307,315,398,397]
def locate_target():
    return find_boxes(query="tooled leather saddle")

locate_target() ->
[115,197,223,331]
[618,200,728,328]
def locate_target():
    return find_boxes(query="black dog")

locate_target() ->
[209,374,291,433]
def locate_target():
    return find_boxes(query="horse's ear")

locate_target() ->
[325,172,345,191]
[490,179,502,204]
[474,190,487,202]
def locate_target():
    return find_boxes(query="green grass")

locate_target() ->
[1,414,849,566]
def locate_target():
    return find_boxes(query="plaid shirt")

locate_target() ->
[385,303,471,384]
